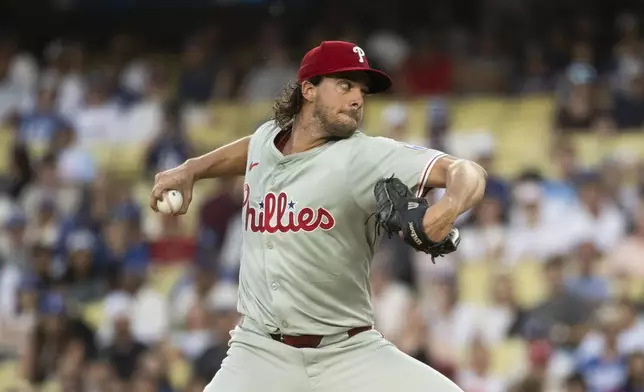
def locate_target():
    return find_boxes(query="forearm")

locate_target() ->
[185,136,250,181]
[442,159,487,215]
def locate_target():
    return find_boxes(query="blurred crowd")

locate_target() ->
[0,1,643,392]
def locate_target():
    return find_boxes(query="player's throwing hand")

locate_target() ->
[149,164,195,215]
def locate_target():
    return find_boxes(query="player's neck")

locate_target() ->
[286,115,329,155]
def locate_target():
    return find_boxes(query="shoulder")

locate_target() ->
[248,120,280,149]
[350,132,395,147]
[253,120,280,138]
[352,132,434,152]
[341,132,404,156]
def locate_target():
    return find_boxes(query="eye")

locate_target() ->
[339,81,351,91]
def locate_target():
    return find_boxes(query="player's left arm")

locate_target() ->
[349,136,486,243]
[421,156,487,241]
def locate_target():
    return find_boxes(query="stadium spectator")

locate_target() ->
[505,174,569,263]
[424,275,471,367]
[98,266,169,347]
[524,257,593,348]
[464,272,527,347]
[240,47,297,102]
[60,229,107,303]
[53,124,97,185]
[71,72,120,149]
[547,139,582,197]
[565,372,588,392]
[145,100,193,177]
[48,42,86,120]
[170,259,220,328]
[17,86,70,147]
[598,157,639,215]
[607,197,644,278]
[621,352,644,392]
[122,65,165,145]
[364,22,410,74]
[575,304,629,392]
[30,243,57,289]
[22,293,97,385]
[457,338,507,392]
[0,43,26,124]
[102,308,148,382]
[0,208,30,269]
[612,70,644,129]
[460,34,511,95]
[21,154,82,221]
[565,241,610,305]
[516,45,555,94]
[192,281,238,384]
[370,248,414,346]
[566,172,627,253]
[2,142,33,200]
[380,102,429,148]
[177,39,216,104]
[457,196,507,263]
[133,348,174,392]
[399,31,452,96]
[198,177,243,252]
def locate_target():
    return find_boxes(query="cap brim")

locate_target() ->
[320,67,392,94]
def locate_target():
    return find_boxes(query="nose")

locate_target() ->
[348,89,364,110]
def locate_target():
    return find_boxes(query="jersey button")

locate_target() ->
[281,320,289,328]
[271,282,279,290]
[267,242,273,249]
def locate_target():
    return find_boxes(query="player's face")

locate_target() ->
[313,72,369,138]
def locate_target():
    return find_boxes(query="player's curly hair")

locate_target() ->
[272,76,321,130]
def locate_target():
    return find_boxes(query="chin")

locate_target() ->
[329,123,358,139]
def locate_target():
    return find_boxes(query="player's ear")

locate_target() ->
[301,80,317,103]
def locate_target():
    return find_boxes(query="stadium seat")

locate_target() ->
[449,98,509,134]
[490,338,528,377]
[148,264,188,296]
[82,301,105,330]
[106,144,147,178]
[170,357,191,390]
[188,104,235,149]
[511,260,547,308]
[610,276,644,301]
[572,132,644,168]
[41,380,62,392]
[458,262,493,305]
[0,360,27,390]
[0,128,14,175]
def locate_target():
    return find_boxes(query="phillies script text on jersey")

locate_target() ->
[243,184,336,233]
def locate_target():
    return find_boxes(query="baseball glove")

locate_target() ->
[371,176,460,262]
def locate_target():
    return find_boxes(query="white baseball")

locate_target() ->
[157,190,184,215]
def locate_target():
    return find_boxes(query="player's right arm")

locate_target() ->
[149,136,250,214]
[186,136,250,180]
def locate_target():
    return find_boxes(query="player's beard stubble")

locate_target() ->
[312,99,362,139]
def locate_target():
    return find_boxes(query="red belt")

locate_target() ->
[270,326,372,348]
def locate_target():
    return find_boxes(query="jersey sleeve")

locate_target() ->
[348,135,447,213]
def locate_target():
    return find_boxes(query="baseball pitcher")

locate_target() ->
[150,41,487,392]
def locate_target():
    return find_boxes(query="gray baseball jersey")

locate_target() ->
[238,120,446,336]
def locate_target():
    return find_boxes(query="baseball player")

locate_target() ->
[150,41,487,392]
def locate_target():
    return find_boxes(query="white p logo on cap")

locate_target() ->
[353,46,366,63]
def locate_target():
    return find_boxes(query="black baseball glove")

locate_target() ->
[371,176,461,263]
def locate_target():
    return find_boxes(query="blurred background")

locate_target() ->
[0,0,644,391]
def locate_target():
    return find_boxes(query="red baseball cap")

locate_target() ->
[297,41,392,94]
